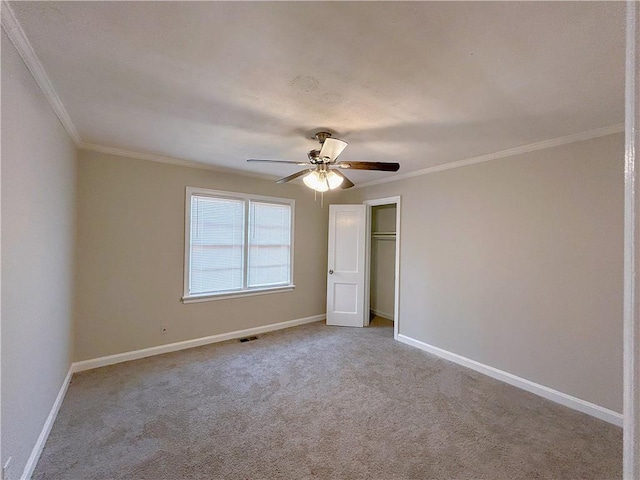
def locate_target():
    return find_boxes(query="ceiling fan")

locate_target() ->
[247,131,400,192]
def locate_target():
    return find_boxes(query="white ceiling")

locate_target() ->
[7,1,626,185]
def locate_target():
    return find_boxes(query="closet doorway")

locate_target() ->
[363,197,401,339]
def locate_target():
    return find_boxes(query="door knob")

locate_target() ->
[329,269,334,275]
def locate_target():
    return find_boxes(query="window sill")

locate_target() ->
[182,285,295,304]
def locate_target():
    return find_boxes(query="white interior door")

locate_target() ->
[326,204,366,327]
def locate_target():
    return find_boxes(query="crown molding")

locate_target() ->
[82,123,624,189]
[1,0,82,145]
[79,142,278,182]
[0,0,623,188]
[354,123,625,189]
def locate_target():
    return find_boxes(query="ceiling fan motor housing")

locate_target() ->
[308,149,321,163]
[308,149,332,164]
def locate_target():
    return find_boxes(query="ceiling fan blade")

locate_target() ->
[335,161,400,172]
[319,137,348,162]
[276,169,312,184]
[247,159,310,165]
[332,169,355,189]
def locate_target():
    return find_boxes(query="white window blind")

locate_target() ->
[248,201,292,287]
[184,188,294,301]
[189,195,245,295]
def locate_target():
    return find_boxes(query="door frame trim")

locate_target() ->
[363,196,401,339]
[623,1,639,477]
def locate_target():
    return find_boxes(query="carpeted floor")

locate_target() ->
[34,318,622,479]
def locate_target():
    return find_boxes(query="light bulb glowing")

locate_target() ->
[303,169,344,192]
[326,170,344,189]
[303,171,329,192]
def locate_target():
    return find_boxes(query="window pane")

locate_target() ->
[248,201,291,288]
[190,195,244,294]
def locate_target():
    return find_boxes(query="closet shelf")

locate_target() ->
[372,231,396,240]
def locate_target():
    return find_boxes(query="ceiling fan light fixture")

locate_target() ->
[326,170,344,189]
[303,169,343,192]
[248,130,400,192]
[303,170,329,192]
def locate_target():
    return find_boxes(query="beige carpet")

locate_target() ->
[34,318,621,479]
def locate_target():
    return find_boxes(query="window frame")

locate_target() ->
[182,186,295,303]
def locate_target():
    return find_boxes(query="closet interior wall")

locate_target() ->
[371,204,397,321]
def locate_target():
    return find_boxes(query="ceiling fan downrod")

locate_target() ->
[313,131,333,144]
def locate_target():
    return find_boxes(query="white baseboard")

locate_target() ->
[371,309,394,321]
[21,367,73,480]
[397,334,623,427]
[20,316,324,479]
[72,314,325,373]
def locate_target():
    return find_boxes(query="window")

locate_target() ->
[183,187,294,302]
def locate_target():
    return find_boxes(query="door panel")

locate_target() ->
[334,210,360,272]
[333,283,358,313]
[327,204,366,327]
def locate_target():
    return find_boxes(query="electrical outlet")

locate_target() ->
[161,325,168,334]
[3,456,12,480]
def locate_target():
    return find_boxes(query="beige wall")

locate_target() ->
[341,133,624,412]
[74,150,329,361]
[1,31,77,476]
[371,205,396,319]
